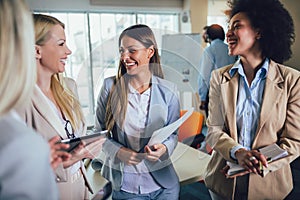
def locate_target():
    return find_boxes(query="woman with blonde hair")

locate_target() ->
[0,0,58,199]
[18,13,105,199]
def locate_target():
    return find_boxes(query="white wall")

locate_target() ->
[25,0,182,12]
[281,0,300,70]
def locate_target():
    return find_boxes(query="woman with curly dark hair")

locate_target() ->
[204,0,300,199]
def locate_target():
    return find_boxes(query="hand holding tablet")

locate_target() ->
[59,130,108,152]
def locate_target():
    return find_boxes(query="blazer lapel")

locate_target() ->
[254,61,284,142]
[32,86,67,139]
[221,70,239,141]
[142,76,166,148]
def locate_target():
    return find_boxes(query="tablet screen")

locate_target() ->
[59,130,108,152]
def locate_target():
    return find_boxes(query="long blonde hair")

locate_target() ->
[105,24,164,131]
[0,0,36,116]
[34,14,84,131]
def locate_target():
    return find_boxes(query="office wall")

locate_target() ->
[189,0,208,34]
[25,0,182,12]
[281,0,300,70]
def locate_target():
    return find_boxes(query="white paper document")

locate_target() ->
[259,143,289,161]
[147,107,194,146]
[226,161,246,176]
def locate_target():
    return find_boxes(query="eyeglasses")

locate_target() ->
[65,120,75,139]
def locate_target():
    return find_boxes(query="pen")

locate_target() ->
[259,161,263,176]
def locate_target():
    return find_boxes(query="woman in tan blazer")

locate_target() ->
[18,14,105,200]
[204,0,300,199]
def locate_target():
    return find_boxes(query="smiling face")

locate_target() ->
[226,12,261,58]
[37,24,72,74]
[119,35,154,76]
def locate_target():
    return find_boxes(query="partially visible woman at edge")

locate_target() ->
[204,0,300,199]
[0,0,58,199]
[17,14,105,200]
[94,24,180,199]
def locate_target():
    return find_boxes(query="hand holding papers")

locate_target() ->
[147,108,194,146]
[225,143,288,177]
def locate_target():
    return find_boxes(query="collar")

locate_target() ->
[128,81,151,96]
[229,58,269,78]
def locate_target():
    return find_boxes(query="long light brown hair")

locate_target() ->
[34,14,84,131]
[105,24,164,131]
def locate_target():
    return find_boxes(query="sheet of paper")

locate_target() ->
[147,107,194,146]
[259,143,288,161]
[226,161,246,176]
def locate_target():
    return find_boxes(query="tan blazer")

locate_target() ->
[205,60,300,200]
[17,78,92,199]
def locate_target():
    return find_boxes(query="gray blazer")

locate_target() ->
[0,112,58,200]
[95,75,180,191]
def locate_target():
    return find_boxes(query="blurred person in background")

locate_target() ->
[198,24,236,116]
[0,0,58,199]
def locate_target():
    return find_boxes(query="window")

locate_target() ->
[207,0,229,37]
[38,12,179,125]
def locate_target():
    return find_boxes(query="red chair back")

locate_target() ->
[178,110,204,142]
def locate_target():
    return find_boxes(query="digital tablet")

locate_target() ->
[59,130,108,152]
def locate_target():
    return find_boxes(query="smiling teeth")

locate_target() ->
[126,63,135,66]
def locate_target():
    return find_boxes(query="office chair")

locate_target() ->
[178,110,205,149]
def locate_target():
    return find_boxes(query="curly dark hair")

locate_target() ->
[226,0,295,63]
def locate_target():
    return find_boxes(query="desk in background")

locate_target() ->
[171,142,211,185]
[86,142,211,199]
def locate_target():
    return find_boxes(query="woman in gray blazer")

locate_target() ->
[94,24,180,199]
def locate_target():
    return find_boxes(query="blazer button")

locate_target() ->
[56,177,61,182]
